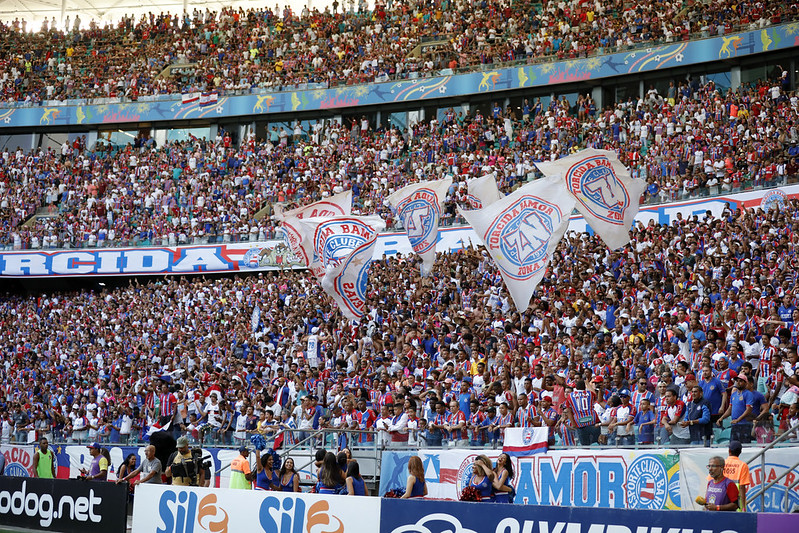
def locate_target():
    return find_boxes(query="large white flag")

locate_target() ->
[535,149,645,250]
[459,176,574,311]
[466,173,503,209]
[296,215,386,321]
[276,191,353,275]
[387,178,452,276]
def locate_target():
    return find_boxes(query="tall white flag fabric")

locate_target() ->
[387,178,452,276]
[295,215,386,321]
[535,149,645,250]
[275,191,353,276]
[466,173,503,209]
[459,176,574,311]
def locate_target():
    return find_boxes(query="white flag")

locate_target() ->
[459,176,574,311]
[466,173,503,209]
[276,191,353,274]
[298,215,386,321]
[535,149,645,250]
[387,178,452,276]
[274,190,352,220]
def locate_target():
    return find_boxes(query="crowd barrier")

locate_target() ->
[1,185,797,278]
[0,476,128,533]
[128,484,799,533]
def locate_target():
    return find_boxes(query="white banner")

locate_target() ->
[679,447,799,513]
[459,176,574,311]
[536,148,645,250]
[466,173,503,209]
[132,484,380,533]
[387,178,452,276]
[276,191,353,274]
[296,215,385,321]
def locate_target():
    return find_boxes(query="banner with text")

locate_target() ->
[0,476,128,533]
[1,444,36,476]
[379,448,680,509]
[379,498,754,533]
[131,484,380,533]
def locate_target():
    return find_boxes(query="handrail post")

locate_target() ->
[760,453,765,511]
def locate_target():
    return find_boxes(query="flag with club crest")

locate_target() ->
[466,173,503,209]
[387,178,452,276]
[535,148,645,250]
[294,215,385,321]
[459,176,574,311]
[276,191,353,277]
[502,427,549,457]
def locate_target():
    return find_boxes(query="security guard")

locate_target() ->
[229,446,254,489]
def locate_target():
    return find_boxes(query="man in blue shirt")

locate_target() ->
[718,375,753,443]
[699,364,726,424]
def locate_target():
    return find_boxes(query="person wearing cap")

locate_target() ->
[230,445,254,489]
[165,436,202,486]
[610,390,635,446]
[717,375,753,444]
[80,442,108,481]
[715,441,751,511]
[539,395,559,446]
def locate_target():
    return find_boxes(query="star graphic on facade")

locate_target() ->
[216,106,224,114]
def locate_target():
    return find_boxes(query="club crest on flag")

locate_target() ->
[487,196,561,280]
[313,219,376,267]
[565,154,629,225]
[522,427,536,445]
[395,188,440,255]
[466,194,483,209]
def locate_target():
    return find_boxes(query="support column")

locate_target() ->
[730,66,742,92]
[592,86,603,111]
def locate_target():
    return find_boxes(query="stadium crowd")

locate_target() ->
[1,76,798,250]
[1,197,799,449]
[0,0,796,104]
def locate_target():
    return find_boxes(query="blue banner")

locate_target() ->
[379,498,757,533]
[1,23,796,128]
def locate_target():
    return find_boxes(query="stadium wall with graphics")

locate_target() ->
[379,448,681,509]
[127,484,792,533]
[0,186,796,278]
[0,23,796,128]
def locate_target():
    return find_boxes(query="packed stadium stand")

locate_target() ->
[1,0,799,466]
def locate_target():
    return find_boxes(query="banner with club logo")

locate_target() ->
[275,191,353,275]
[466,173,503,209]
[536,148,645,250]
[387,178,452,276]
[459,176,574,311]
[379,448,681,509]
[293,215,386,321]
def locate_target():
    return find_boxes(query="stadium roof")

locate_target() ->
[0,0,343,26]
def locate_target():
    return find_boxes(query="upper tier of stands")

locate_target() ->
[1,0,796,105]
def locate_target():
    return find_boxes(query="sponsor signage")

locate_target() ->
[0,476,127,533]
[132,484,380,533]
[380,449,680,509]
[379,498,755,533]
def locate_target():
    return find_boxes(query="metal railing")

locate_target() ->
[745,424,799,512]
